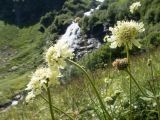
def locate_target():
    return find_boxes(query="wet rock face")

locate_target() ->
[0,101,12,109]
[58,21,102,60]
[0,92,25,111]
[74,37,101,59]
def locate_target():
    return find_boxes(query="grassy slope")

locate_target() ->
[0,21,45,102]
[0,46,160,119]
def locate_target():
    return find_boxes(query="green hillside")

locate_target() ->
[0,21,45,102]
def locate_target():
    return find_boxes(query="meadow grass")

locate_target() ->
[0,46,159,120]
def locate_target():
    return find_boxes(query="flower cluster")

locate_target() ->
[25,41,74,102]
[45,40,74,70]
[107,20,145,49]
[130,1,141,14]
[25,67,52,102]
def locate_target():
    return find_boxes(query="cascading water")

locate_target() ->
[58,0,104,59]
[59,21,81,50]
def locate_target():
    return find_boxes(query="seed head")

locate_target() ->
[112,58,128,70]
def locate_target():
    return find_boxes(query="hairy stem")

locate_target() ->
[125,69,146,96]
[46,82,55,120]
[66,59,113,120]
[126,45,132,120]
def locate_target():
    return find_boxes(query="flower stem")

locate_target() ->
[125,69,146,96]
[149,61,160,120]
[66,59,113,120]
[150,61,156,92]
[40,95,74,120]
[46,82,55,120]
[126,45,132,120]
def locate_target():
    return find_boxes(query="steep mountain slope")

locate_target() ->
[0,21,45,102]
[0,0,65,26]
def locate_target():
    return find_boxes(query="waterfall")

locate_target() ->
[58,0,104,58]
[59,21,81,51]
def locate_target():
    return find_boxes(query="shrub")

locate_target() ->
[80,44,125,71]
[40,12,56,28]
[144,8,156,24]
[52,13,72,34]
[145,32,160,47]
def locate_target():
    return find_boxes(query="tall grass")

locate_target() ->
[0,47,160,120]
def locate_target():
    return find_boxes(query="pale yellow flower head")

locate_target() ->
[130,1,141,14]
[45,40,74,69]
[25,91,35,103]
[25,67,51,98]
[107,20,145,49]
[25,67,60,102]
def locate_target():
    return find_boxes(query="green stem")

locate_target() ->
[126,45,132,120]
[149,65,155,94]
[40,95,74,120]
[149,62,160,120]
[125,69,147,97]
[46,82,55,120]
[129,73,132,120]
[108,50,112,78]
[156,99,160,120]
[66,59,113,120]
[150,61,156,93]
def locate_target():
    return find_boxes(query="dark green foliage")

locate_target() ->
[144,23,160,48]
[40,12,56,28]
[80,44,125,71]
[53,14,72,34]
[144,8,157,24]
[132,96,158,120]
[79,0,131,37]
[147,32,160,47]
[141,0,160,24]
[0,0,65,26]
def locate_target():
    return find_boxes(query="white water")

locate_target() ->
[59,0,104,52]
[11,100,18,106]
[84,8,94,16]
[96,0,104,2]
[59,22,81,51]
[84,4,102,16]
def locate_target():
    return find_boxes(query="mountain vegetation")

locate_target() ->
[0,0,160,119]
[0,0,65,26]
